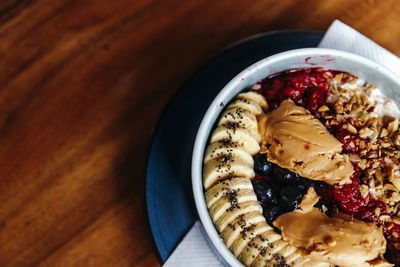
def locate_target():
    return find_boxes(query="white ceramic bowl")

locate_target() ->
[191,48,400,266]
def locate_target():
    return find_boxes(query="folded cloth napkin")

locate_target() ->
[163,221,225,267]
[319,20,400,77]
[163,19,400,267]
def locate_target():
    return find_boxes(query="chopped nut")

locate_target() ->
[393,132,400,148]
[374,168,384,184]
[347,123,358,134]
[359,127,374,139]
[360,184,369,198]
[350,95,357,105]
[383,149,395,156]
[383,183,399,192]
[379,215,391,222]
[371,160,380,169]
[334,103,344,114]
[374,207,381,217]
[393,217,400,225]
[358,159,367,170]
[369,178,376,189]
[361,94,369,105]
[356,93,362,104]
[334,73,343,82]
[348,153,360,163]
[357,111,366,121]
[379,139,392,148]
[388,119,399,134]
[336,114,345,121]
[318,105,329,112]
[367,150,378,159]
[359,140,366,149]
[380,128,389,138]
[359,149,368,156]
[367,117,378,128]
[370,142,379,151]
[367,167,376,176]
[388,168,400,190]
[392,192,400,202]
[330,119,339,126]
[331,85,339,94]
[351,103,362,112]
[393,202,400,215]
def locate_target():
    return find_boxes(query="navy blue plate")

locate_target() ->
[145,30,324,263]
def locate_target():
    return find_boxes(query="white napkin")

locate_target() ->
[163,221,224,266]
[163,20,400,267]
[319,20,400,77]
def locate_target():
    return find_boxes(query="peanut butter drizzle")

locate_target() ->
[258,99,353,185]
[273,208,391,267]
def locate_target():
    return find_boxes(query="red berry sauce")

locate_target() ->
[255,68,400,265]
[254,68,334,114]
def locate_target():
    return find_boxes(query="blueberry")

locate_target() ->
[271,165,300,185]
[254,154,272,175]
[263,204,283,225]
[296,178,316,194]
[278,186,304,211]
[314,199,332,215]
[253,179,277,205]
[300,178,316,187]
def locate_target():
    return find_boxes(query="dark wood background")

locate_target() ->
[1,0,400,266]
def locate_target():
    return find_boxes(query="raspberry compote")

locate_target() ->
[253,68,337,115]
[252,68,400,265]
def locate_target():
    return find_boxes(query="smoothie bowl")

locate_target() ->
[192,48,400,266]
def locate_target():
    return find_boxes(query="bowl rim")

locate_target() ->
[191,47,400,266]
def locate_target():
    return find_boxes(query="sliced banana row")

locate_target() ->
[203,91,266,191]
[202,91,329,267]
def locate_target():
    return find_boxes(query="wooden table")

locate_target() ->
[1,0,400,266]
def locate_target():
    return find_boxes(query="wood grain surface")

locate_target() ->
[1,0,400,266]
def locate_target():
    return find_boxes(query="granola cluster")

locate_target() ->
[319,73,400,222]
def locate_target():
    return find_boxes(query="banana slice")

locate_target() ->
[203,142,254,166]
[229,98,263,115]
[237,91,268,111]
[240,231,296,267]
[282,251,302,266]
[290,257,311,267]
[241,234,292,266]
[239,231,274,266]
[276,243,297,258]
[292,258,330,267]
[208,188,257,222]
[210,126,260,155]
[203,158,255,190]
[218,107,259,136]
[205,178,253,208]
[215,201,262,233]
[205,178,252,207]
[230,221,277,257]
[264,240,287,258]
[252,248,302,267]
[221,211,266,248]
